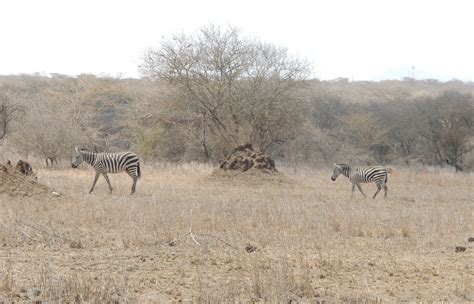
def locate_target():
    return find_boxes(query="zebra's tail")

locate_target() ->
[137,162,141,178]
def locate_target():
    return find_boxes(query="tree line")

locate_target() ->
[0,25,473,170]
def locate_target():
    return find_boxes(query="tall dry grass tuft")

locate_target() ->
[0,261,14,295]
[34,266,134,303]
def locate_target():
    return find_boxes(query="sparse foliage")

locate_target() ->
[341,112,393,163]
[415,92,474,165]
[140,24,309,158]
[1,47,474,170]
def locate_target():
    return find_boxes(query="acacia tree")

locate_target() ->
[140,24,309,158]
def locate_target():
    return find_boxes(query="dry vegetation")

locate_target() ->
[0,163,472,303]
[2,27,473,170]
[1,23,472,303]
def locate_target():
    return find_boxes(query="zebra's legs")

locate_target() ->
[356,183,366,198]
[373,184,382,199]
[351,183,355,197]
[127,170,138,195]
[132,177,137,195]
[102,173,113,193]
[130,176,138,195]
[89,172,100,193]
[383,184,388,198]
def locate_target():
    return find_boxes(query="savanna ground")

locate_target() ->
[0,163,473,303]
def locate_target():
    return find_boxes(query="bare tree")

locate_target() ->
[307,90,347,132]
[0,93,23,140]
[12,95,79,166]
[341,112,393,164]
[140,24,309,157]
[371,99,419,158]
[415,92,474,166]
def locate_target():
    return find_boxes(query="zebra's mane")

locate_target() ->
[79,148,100,153]
[336,164,351,170]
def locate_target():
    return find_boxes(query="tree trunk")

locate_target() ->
[201,114,210,162]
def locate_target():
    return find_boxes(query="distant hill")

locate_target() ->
[311,77,474,104]
[372,66,472,82]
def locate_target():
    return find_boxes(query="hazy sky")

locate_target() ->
[1,0,473,81]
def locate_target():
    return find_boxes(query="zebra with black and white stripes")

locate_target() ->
[331,164,388,199]
[71,147,141,195]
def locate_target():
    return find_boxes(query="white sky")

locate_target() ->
[1,0,473,81]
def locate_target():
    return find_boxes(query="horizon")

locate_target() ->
[1,72,472,84]
[1,0,473,82]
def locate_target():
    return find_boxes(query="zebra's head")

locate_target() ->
[331,164,343,181]
[71,147,83,168]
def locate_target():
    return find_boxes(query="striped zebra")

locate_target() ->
[331,164,388,199]
[71,147,141,195]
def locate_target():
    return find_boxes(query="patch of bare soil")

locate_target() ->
[0,164,56,197]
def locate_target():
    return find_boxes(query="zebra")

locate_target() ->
[331,164,388,199]
[71,147,141,195]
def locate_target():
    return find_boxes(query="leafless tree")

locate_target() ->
[340,112,393,164]
[307,91,347,131]
[140,24,309,157]
[0,93,23,140]
[415,92,474,166]
[371,99,419,158]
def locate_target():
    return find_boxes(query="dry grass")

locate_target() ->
[0,163,473,303]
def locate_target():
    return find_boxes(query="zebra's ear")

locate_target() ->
[74,146,79,153]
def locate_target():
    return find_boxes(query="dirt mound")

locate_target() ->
[219,144,277,173]
[15,160,36,178]
[0,164,55,197]
[209,168,294,187]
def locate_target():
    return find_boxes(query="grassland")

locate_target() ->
[0,164,473,303]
